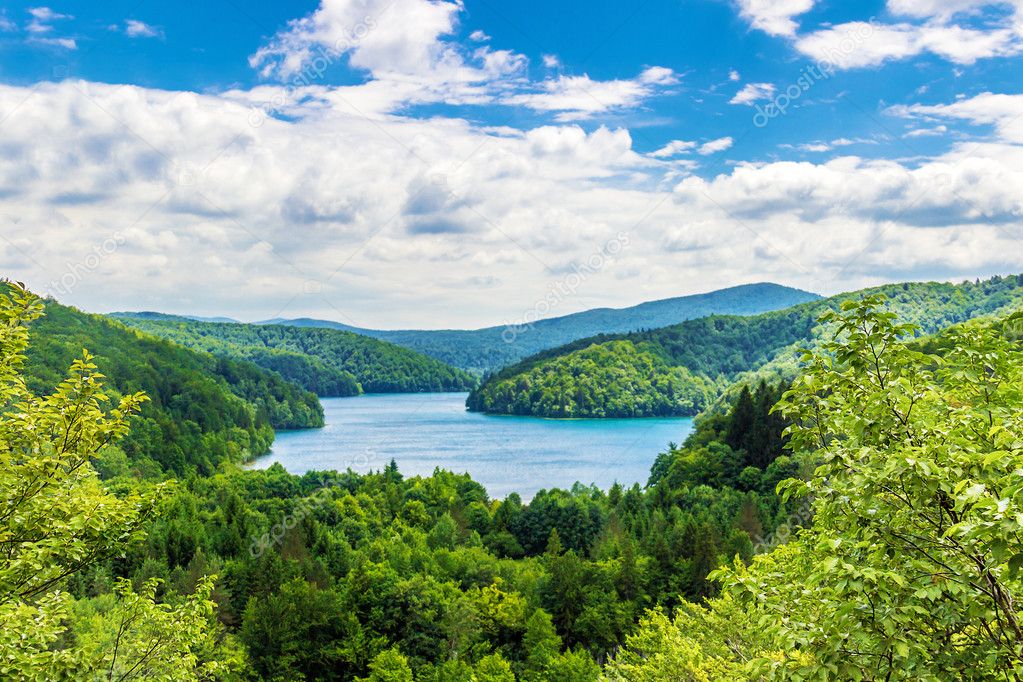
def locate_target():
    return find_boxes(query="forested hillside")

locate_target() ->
[24,295,323,475]
[260,282,820,373]
[113,317,476,394]
[10,281,1023,680]
[468,274,1023,418]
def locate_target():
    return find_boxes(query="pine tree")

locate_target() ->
[724,385,755,453]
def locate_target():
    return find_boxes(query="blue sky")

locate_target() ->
[1,0,1022,327]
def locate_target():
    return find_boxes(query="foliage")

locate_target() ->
[24,295,324,474]
[0,285,225,680]
[470,274,1023,418]
[465,340,719,417]
[612,298,1023,680]
[116,316,476,394]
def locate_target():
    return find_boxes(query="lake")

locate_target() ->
[249,392,694,499]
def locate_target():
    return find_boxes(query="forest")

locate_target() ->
[24,296,324,475]
[6,281,1023,680]
[469,274,1023,418]
[116,315,477,395]
[262,282,819,374]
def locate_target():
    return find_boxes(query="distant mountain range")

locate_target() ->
[251,283,821,373]
[467,274,1023,418]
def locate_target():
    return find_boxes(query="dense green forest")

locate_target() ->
[23,295,323,475]
[6,284,801,680]
[469,274,1023,418]
[259,282,820,373]
[114,316,476,394]
[8,282,1023,680]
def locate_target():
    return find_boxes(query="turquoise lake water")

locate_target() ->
[249,392,694,499]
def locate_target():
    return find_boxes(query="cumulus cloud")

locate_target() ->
[123,20,161,38]
[737,0,1023,69]
[730,82,776,105]
[1,82,1020,325]
[248,0,527,110]
[247,0,674,119]
[890,92,1023,142]
[796,20,1022,68]
[735,0,816,37]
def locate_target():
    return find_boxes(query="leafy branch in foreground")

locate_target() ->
[0,285,229,680]
[606,297,1023,681]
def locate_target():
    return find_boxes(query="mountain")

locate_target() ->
[259,283,821,373]
[110,317,477,395]
[467,274,1023,418]
[113,310,239,324]
[23,294,323,476]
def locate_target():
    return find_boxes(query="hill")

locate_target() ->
[259,282,821,372]
[467,274,1023,418]
[111,317,477,394]
[23,294,323,475]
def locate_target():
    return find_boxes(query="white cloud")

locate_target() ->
[249,0,527,111]
[699,137,734,155]
[468,29,489,42]
[796,20,1022,68]
[28,36,75,49]
[734,0,1023,70]
[26,6,71,33]
[124,20,161,38]
[638,66,679,85]
[736,0,816,37]
[503,67,678,121]
[2,83,1021,326]
[543,54,560,68]
[799,142,832,152]
[246,0,677,122]
[730,82,775,105]
[890,92,1023,142]
[728,69,741,81]
[650,140,697,158]
[905,125,948,137]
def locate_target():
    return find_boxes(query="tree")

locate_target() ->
[724,384,755,452]
[611,299,1023,680]
[522,608,561,680]
[473,653,515,682]
[762,299,1023,677]
[0,285,223,680]
[361,648,414,682]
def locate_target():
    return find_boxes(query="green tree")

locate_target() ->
[0,285,222,680]
[361,647,414,682]
[610,298,1023,680]
[473,652,515,682]
[522,608,561,680]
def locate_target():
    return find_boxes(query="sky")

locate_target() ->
[0,0,1022,329]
